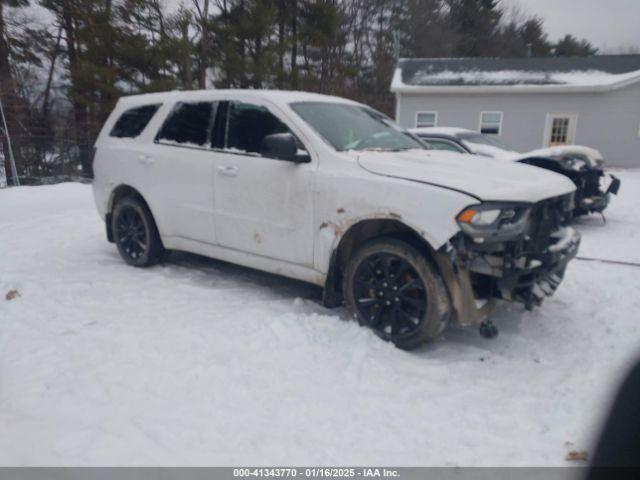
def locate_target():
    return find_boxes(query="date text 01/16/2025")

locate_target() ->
[233,468,400,478]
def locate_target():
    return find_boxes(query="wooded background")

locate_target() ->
[0,0,599,183]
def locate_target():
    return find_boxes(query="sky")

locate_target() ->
[502,0,640,52]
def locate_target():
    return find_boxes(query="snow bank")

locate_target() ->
[1,173,640,466]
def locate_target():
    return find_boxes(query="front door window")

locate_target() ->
[212,101,314,266]
[224,102,296,157]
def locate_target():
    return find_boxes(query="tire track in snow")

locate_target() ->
[576,256,640,268]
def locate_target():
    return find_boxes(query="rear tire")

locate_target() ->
[343,238,450,350]
[112,196,164,267]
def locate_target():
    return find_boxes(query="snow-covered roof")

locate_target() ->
[392,55,640,94]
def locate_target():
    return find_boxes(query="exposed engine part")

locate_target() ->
[520,157,621,217]
[439,193,580,325]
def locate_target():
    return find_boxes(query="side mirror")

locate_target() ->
[261,133,311,163]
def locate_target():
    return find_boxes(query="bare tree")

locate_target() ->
[193,0,210,88]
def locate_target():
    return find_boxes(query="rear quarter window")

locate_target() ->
[109,104,161,138]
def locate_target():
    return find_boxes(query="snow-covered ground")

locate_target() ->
[1,171,640,467]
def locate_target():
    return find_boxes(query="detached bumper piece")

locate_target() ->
[607,174,621,195]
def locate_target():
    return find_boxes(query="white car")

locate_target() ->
[93,90,580,349]
[410,127,620,216]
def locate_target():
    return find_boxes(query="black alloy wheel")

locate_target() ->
[353,252,427,339]
[343,238,451,350]
[112,196,164,267]
[116,206,148,261]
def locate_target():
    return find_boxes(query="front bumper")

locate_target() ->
[495,227,580,308]
[436,195,580,325]
[575,173,620,214]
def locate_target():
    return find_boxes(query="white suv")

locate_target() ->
[93,90,580,349]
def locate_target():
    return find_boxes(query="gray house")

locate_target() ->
[391,55,640,167]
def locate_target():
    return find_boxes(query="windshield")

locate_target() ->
[457,132,518,152]
[291,102,424,152]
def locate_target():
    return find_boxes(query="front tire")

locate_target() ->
[112,196,164,267]
[343,238,450,350]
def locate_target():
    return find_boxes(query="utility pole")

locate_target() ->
[0,98,19,186]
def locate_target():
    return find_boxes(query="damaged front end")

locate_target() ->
[571,167,620,216]
[435,193,580,326]
[521,155,620,216]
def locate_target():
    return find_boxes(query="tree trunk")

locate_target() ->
[42,26,63,118]
[239,0,247,87]
[181,22,193,88]
[61,0,92,177]
[0,1,21,184]
[253,36,262,88]
[290,0,298,89]
[198,0,210,89]
[277,0,285,88]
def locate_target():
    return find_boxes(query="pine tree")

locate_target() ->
[2,0,611,181]
[448,0,502,57]
[399,0,456,58]
[520,17,551,56]
[554,34,598,56]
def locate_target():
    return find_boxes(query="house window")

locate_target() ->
[415,111,438,128]
[544,113,578,146]
[550,117,570,144]
[479,111,503,135]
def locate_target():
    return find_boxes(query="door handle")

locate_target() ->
[138,154,155,165]
[217,165,239,177]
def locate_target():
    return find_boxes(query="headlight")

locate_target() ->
[456,202,531,241]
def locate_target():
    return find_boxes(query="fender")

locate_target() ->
[319,215,444,307]
[106,184,164,241]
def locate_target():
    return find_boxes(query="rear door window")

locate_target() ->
[156,102,218,147]
[109,104,161,138]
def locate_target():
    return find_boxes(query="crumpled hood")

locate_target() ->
[514,145,604,168]
[357,150,576,203]
[464,142,604,168]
